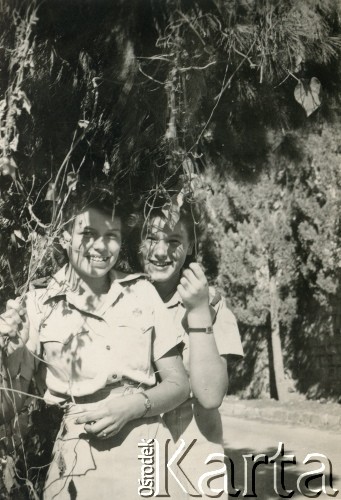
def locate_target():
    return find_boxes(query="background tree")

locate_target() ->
[287,123,341,398]
[204,118,341,400]
[206,169,298,400]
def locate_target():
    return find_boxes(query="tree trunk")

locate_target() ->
[268,267,288,401]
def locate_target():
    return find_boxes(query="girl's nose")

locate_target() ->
[153,239,168,257]
[93,236,106,250]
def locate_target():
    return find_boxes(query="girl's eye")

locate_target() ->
[146,235,157,241]
[107,233,120,240]
[82,230,94,237]
[168,239,181,245]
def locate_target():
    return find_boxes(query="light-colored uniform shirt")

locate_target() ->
[166,287,244,375]
[12,266,181,403]
[163,287,243,498]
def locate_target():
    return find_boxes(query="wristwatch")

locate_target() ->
[140,392,152,417]
[187,326,214,334]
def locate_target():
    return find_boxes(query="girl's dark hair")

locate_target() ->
[62,188,128,230]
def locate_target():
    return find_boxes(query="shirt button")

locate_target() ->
[106,345,111,350]
[112,374,117,379]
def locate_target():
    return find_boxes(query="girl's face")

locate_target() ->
[62,207,122,281]
[140,216,193,285]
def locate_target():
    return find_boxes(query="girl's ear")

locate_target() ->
[60,230,72,250]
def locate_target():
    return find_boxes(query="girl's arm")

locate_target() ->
[135,347,190,416]
[76,347,190,438]
[178,263,228,409]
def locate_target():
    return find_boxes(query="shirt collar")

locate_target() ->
[42,265,147,307]
[165,290,183,309]
[164,286,219,311]
[41,266,70,302]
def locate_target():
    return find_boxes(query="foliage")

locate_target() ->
[0,0,339,299]
[206,168,298,398]
[205,120,341,398]
[290,126,341,304]
[285,124,341,397]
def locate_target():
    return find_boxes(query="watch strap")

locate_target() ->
[187,326,214,334]
[140,392,152,417]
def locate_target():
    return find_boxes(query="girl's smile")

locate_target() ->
[86,255,111,263]
[148,259,173,268]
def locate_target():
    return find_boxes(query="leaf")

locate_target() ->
[21,92,31,114]
[68,479,77,500]
[294,78,321,117]
[66,172,78,192]
[57,453,66,477]
[13,229,25,242]
[0,157,17,179]
[182,157,194,177]
[161,200,180,229]
[176,191,184,208]
[24,479,40,500]
[10,135,19,151]
[15,90,31,114]
[12,230,25,247]
[102,158,110,176]
[294,53,304,73]
[78,119,89,129]
[45,182,56,201]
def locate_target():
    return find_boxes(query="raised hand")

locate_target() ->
[177,262,210,312]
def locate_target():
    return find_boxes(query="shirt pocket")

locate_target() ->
[39,311,104,384]
[112,316,154,375]
[39,306,90,344]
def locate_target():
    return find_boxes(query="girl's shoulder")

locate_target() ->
[24,288,53,326]
[116,273,165,312]
[114,270,158,297]
[208,286,237,321]
[113,270,152,288]
[111,269,154,288]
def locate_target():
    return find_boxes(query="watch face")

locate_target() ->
[141,393,151,411]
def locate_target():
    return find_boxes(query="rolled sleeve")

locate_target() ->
[212,297,244,358]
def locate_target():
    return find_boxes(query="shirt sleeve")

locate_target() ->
[148,284,183,361]
[211,294,244,358]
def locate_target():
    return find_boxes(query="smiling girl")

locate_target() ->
[135,196,244,498]
[0,190,189,499]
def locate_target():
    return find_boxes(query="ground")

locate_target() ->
[222,396,341,431]
[221,397,341,499]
